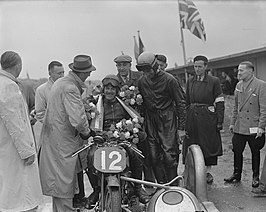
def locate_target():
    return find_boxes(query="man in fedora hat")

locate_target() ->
[39,55,95,211]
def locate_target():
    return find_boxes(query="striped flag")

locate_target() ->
[179,0,206,41]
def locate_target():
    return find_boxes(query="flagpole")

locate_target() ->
[180,28,188,82]
[178,0,188,82]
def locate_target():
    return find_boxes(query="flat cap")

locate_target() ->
[114,55,132,63]
[193,55,208,63]
[156,54,167,63]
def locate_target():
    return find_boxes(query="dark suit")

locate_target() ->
[230,76,266,178]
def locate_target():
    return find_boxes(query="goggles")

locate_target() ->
[102,78,120,88]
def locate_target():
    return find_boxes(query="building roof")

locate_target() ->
[167,46,266,74]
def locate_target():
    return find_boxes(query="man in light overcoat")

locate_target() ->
[39,55,95,211]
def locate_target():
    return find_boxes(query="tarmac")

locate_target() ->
[34,123,266,212]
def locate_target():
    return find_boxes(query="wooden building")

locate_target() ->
[166,47,266,89]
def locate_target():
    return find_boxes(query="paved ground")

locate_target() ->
[36,142,266,212]
[35,96,266,211]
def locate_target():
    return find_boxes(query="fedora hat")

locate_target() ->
[69,55,96,72]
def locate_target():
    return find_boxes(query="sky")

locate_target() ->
[0,0,266,80]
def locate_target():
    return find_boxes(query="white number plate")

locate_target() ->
[94,147,126,173]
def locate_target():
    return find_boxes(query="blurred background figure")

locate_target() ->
[220,71,232,95]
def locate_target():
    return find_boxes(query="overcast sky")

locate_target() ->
[0,0,266,80]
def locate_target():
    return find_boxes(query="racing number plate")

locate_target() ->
[94,147,126,173]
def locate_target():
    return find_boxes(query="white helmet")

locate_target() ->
[136,52,158,72]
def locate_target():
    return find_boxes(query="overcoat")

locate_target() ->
[230,76,266,135]
[0,70,42,212]
[39,71,90,198]
[184,74,224,161]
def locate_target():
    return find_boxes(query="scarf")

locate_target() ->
[90,95,141,131]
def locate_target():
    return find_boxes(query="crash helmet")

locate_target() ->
[102,74,120,88]
[136,51,159,72]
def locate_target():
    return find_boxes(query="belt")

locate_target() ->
[190,103,211,107]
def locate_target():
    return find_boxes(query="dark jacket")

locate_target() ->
[184,74,225,161]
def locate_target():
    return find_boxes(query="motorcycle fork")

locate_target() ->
[100,173,121,212]
[100,173,105,212]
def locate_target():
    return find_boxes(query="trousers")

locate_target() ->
[232,133,265,176]
[52,197,77,212]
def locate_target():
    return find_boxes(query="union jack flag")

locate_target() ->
[179,0,206,41]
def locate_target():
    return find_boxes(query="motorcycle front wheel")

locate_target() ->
[104,187,122,212]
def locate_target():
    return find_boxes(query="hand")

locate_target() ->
[29,110,37,125]
[24,154,35,166]
[217,123,223,131]
[256,128,265,139]
[138,130,147,141]
[90,129,97,137]
[229,125,234,134]
[79,129,91,140]
[30,116,37,125]
[178,130,186,143]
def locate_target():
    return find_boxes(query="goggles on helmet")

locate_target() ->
[102,77,120,88]
[136,64,152,72]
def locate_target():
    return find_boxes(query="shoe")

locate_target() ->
[84,189,100,209]
[224,173,241,183]
[252,184,266,196]
[73,197,87,208]
[252,176,260,188]
[134,187,150,204]
[206,173,213,184]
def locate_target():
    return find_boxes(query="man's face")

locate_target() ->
[116,62,131,77]
[104,84,117,101]
[194,60,206,77]
[143,68,156,79]
[237,64,253,81]
[157,60,167,71]
[50,65,64,82]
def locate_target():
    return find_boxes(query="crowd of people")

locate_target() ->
[0,50,265,212]
[219,70,238,95]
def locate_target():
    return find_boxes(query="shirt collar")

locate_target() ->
[0,69,19,83]
[69,71,87,90]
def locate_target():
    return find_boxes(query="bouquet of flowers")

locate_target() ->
[82,96,99,122]
[104,117,144,144]
[119,85,143,108]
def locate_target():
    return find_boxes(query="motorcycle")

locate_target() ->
[84,135,144,212]
[73,139,216,212]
